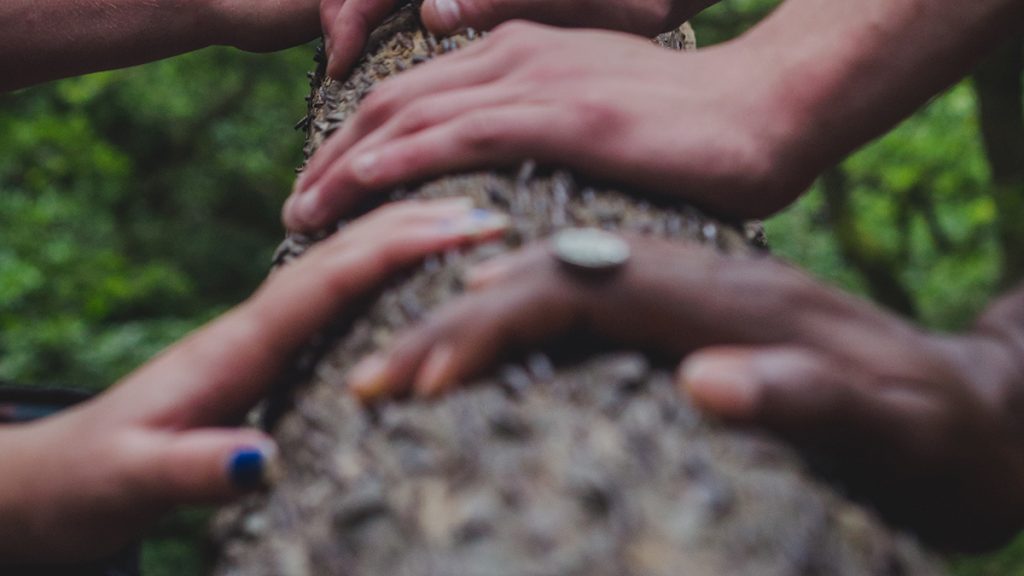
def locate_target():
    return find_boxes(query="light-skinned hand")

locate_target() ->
[320,0,717,79]
[0,198,507,564]
[287,23,810,231]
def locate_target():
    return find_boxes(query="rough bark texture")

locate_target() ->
[212,5,945,575]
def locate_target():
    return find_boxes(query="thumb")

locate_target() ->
[677,346,895,446]
[126,429,280,506]
[421,0,548,35]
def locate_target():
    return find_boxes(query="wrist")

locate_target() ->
[932,330,1024,436]
[696,32,830,212]
[734,0,935,187]
[0,424,52,562]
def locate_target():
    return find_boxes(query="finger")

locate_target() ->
[464,246,541,290]
[678,346,924,450]
[123,429,278,506]
[288,86,527,229]
[346,84,528,160]
[422,0,670,36]
[294,49,507,196]
[109,199,509,428]
[320,0,345,29]
[326,0,396,79]
[349,254,578,400]
[422,0,580,35]
[291,104,573,230]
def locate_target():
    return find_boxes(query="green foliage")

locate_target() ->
[955,537,1024,576]
[767,83,1001,331]
[0,3,1021,574]
[142,508,215,576]
[0,45,313,388]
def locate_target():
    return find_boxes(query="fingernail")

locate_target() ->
[228,443,278,491]
[431,0,462,32]
[282,194,297,223]
[349,354,391,400]
[465,257,512,289]
[447,209,509,238]
[415,344,456,397]
[296,186,322,228]
[679,356,759,418]
[352,152,378,184]
[432,196,476,212]
[324,37,339,79]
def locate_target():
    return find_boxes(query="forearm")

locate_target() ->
[743,0,1024,171]
[0,0,224,92]
[0,424,47,561]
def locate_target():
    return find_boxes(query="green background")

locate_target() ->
[1,0,1022,573]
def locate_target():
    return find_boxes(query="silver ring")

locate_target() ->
[552,228,631,274]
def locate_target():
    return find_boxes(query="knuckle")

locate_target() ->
[321,250,372,294]
[389,323,436,364]
[359,86,398,122]
[490,21,544,57]
[368,200,419,226]
[458,113,511,151]
[492,19,529,37]
[521,243,553,270]
[568,97,625,139]
[396,102,437,133]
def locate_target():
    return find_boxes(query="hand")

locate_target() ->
[321,0,716,79]
[287,23,811,231]
[347,235,1024,551]
[212,0,321,52]
[0,198,508,564]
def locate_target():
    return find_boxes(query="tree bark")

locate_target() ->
[212,5,944,575]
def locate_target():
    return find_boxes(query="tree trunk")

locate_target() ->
[212,5,944,574]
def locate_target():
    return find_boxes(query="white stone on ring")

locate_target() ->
[552,228,631,273]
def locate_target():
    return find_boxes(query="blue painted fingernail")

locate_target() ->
[229,448,267,491]
[452,209,509,237]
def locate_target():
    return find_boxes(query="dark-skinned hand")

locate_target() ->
[320,0,717,79]
[347,235,1024,552]
[0,198,508,564]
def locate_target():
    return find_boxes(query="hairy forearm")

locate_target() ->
[744,0,1024,170]
[0,0,221,92]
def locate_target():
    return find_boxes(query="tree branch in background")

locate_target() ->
[906,184,954,253]
[972,36,1024,288]
[821,165,920,318]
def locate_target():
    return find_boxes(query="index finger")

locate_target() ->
[101,199,508,428]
